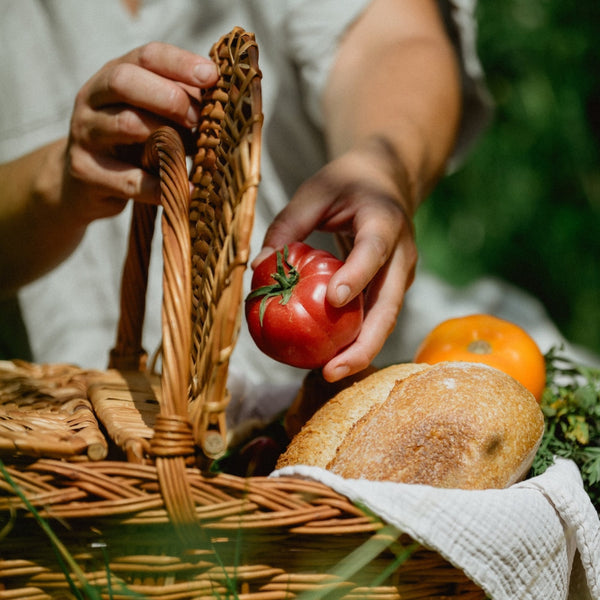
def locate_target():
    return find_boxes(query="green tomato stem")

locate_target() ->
[246,246,300,326]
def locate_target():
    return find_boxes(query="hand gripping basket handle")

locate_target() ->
[109,26,262,483]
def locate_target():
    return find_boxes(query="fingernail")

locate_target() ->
[193,62,217,84]
[336,284,351,305]
[251,247,275,268]
[186,104,201,125]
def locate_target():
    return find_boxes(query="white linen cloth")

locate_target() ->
[272,458,600,600]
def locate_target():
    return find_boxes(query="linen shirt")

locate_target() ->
[0,0,491,385]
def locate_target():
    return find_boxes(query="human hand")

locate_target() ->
[254,142,417,382]
[63,42,218,224]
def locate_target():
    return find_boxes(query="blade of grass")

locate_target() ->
[296,523,413,600]
[0,458,101,600]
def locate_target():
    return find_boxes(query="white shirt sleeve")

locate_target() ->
[281,0,375,128]
[281,0,492,166]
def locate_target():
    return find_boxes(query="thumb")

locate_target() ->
[261,178,334,252]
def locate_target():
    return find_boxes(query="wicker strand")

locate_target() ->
[151,127,192,418]
[188,27,263,459]
[141,127,199,534]
[0,362,108,461]
[150,415,196,458]
[109,202,157,371]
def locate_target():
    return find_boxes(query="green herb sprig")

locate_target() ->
[530,347,600,511]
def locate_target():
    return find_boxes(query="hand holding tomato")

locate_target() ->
[245,242,364,370]
[253,144,418,381]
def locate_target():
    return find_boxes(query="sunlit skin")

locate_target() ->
[0,0,461,381]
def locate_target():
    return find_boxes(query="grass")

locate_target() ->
[0,460,414,599]
[0,459,104,600]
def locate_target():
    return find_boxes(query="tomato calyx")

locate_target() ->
[467,339,493,354]
[246,246,300,326]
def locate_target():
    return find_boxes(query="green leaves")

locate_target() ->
[415,0,600,356]
[531,347,600,510]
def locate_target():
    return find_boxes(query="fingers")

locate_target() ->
[90,42,217,106]
[64,42,217,221]
[260,178,334,252]
[75,42,218,145]
[322,239,416,382]
[130,42,218,88]
[263,174,411,308]
[72,105,159,149]
[322,306,396,382]
[64,144,161,219]
[85,63,202,130]
[326,198,404,306]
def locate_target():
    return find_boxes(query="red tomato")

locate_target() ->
[245,242,364,368]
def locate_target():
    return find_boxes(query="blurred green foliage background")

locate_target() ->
[416,0,600,355]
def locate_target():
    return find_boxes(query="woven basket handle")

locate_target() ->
[110,26,262,456]
[109,126,191,385]
[107,127,197,532]
[110,125,195,452]
[107,27,262,533]
[108,205,156,372]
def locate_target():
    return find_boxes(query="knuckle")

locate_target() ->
[105,63,133,97]
[70,97,92,142]
[372,305,400,339]
[383,307,401,334]
[353,346,374,370]
[72,87,88,113]
[136,41,162,68]
[405,242,418,269]
[120,172,142,199]
[69,118,86,146]
[264,218,298,248]
[114,109,142,138]
[163,86,186,118]
[65,145,88,181]
[367,233,389,267]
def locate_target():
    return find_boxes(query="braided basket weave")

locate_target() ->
[0,28,486,599]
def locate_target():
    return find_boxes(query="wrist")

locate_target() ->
[352,136,421,224]
[0,139,87,292]
[33,139,94,235]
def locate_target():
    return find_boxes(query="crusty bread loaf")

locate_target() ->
[278,363,428,469]
[276,361,544,490]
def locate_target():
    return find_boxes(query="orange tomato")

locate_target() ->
[413,314,546,401]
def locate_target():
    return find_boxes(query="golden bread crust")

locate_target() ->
[277,362,544,490]
[283,365,378,439]
[276,363,428,469]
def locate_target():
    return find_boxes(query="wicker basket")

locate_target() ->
[0,28,486,600]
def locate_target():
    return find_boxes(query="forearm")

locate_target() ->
[0,139,86,295]
[323,0,462,216]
